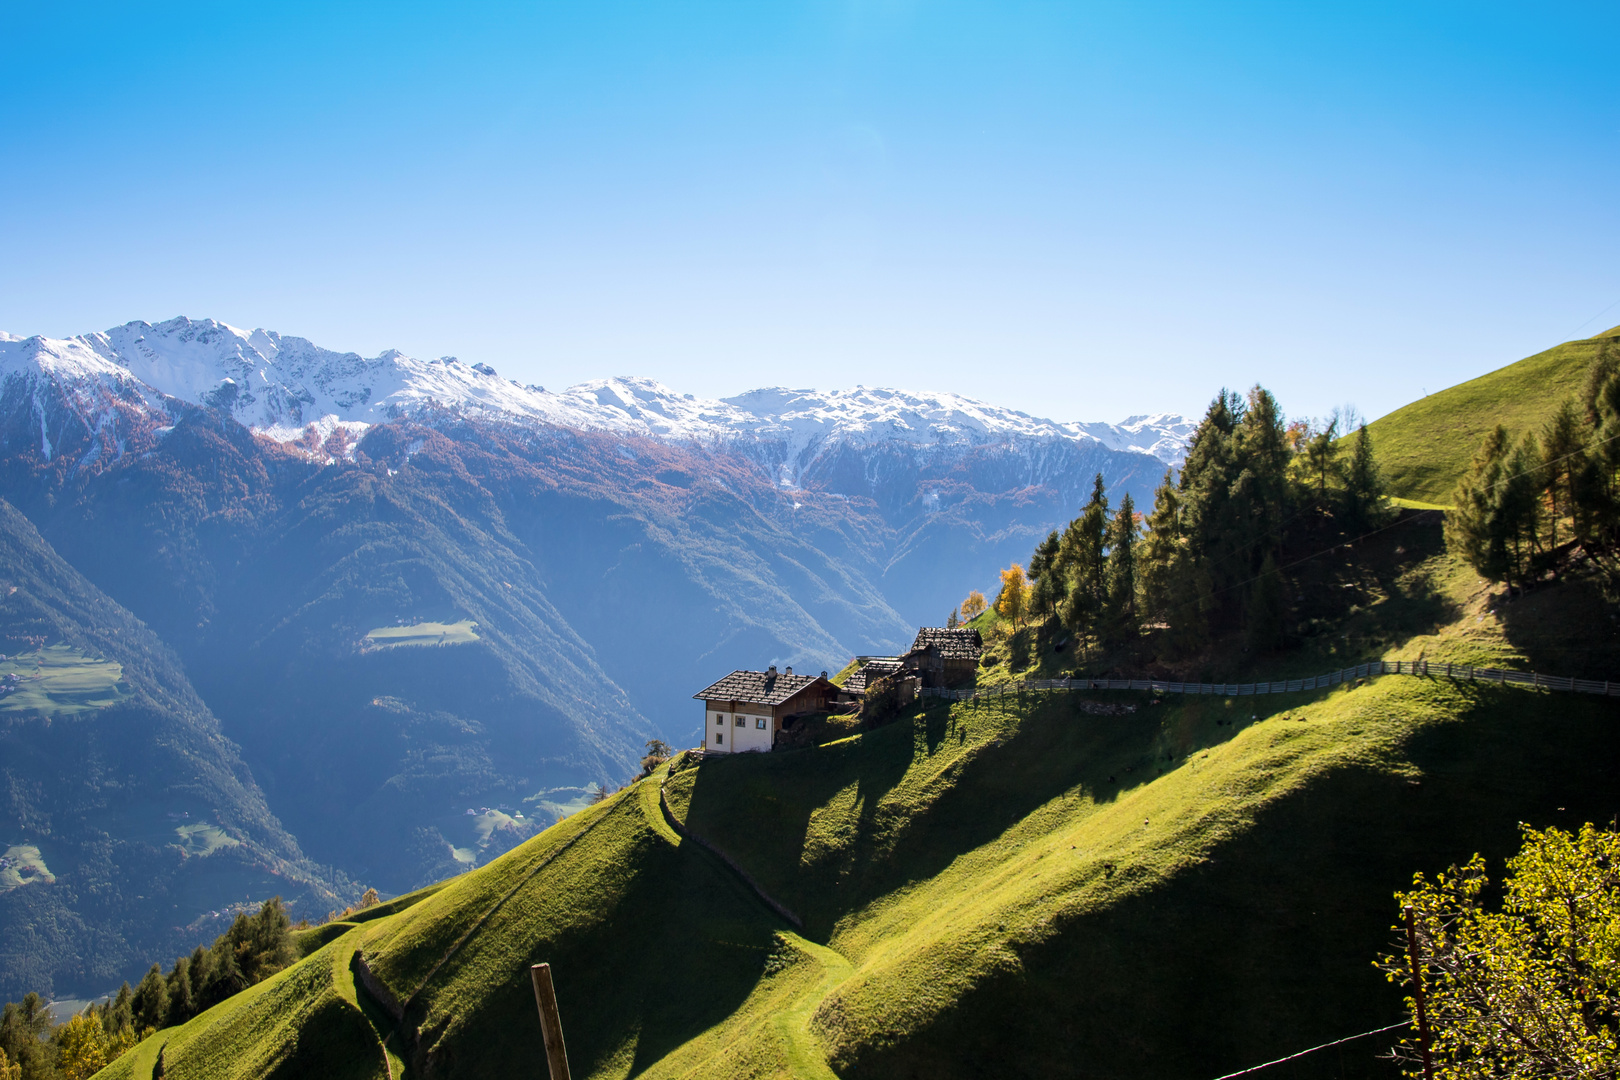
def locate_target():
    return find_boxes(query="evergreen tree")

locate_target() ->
[1341,423,1389,532]
[1245,552,1286,653]
[1058,474,1109,643]
[1538,402,1586,550]
[1026,530,1061,617]
[1303,417,1340,504]
[133,965,168,1034]
[1103,494,1138,643]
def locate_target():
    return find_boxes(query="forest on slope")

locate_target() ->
[0,498,345,1003]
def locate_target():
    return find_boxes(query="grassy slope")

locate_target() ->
[1365,325,1619,504]
[97,543,1620,1080]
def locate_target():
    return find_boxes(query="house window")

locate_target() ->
[735,716,746,726]
[716,732,723,745]
[715,714,724,725]
[756,717,767,729]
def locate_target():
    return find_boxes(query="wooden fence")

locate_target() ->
[918,659,1620,702]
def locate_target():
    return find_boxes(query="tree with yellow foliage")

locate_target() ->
[56,1011,137,1080]
[960,590,987,619]
[1379,822,1620,1078]
[0,1045,21,1080]
[995,565,1028,627]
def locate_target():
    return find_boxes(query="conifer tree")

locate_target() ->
[1245,552,1285,652]
[1341,423,1389,532]
[1026,530,1061,617]
[133,964,168,1034]
[1104,494,1138,643]
[1058,474,1109,643]
[1538,402,1586,549]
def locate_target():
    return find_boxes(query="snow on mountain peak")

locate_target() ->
[0,318,1195,466]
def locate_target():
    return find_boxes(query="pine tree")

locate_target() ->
[1026,530,1061,617]
[134,964,168,1034]
[1104,494,1138,643]
[1538,402,1586,550]
[1059,474,1109,643]
[1245,552,1285,652]
[1342,423,1389,532]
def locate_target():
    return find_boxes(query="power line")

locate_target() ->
[1205,1022,1408,1079]
[1566,295,1620,341]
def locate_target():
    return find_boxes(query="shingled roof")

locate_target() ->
[844,659,902,694]
[908,626,984,661]
[694,669,828,706]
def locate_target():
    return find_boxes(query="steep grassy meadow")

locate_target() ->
[1365,325,1619,505]
[96,548,1620,1078]
[0,498,346,1001]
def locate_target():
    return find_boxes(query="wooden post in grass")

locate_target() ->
[530,963,572,1080]
[1403,906,1436,1080]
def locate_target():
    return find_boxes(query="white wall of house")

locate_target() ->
[703,705,774,753]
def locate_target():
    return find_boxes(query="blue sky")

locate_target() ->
[3,1,1618,424]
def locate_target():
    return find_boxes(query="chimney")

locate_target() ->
[820,670,828,679]
[785,666,793,676]
[767,665,777,677]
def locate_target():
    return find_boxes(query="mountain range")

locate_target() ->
[0,315,1190,999]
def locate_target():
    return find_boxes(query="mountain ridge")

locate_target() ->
[0,317,1194,468]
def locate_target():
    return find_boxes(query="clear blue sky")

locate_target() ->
[3,1,1618,424]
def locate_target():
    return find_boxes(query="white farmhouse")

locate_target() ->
[693,665,835,753]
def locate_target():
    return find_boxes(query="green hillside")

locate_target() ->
[92,535,1620,1079]
[1365,325,1620,505]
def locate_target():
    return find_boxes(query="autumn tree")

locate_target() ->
[1379,823,1620,1079]
[0,1045,20,1080]
[995,564,1028,626]
[961,590,988,619]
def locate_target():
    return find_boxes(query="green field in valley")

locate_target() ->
[363,620,480,650]
[0,643,127,718]
[0,845,55,892]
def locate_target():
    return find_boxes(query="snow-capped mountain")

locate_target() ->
[0,317,1194,467]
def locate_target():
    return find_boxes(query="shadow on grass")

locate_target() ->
[834,687,1620,1080]
[675,688,1273,941]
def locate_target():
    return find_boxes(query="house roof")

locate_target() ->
[844,659,902,694]
[694,669,830,706]
[909,626,984,661]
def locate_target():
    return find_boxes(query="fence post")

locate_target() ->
[530,963,573,1080]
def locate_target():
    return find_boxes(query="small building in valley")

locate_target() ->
[694,665,836,753]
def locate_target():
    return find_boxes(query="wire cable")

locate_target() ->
[1205,1022,1408,1079]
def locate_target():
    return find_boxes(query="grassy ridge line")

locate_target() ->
[810,681,1432,1066]
[1365,326,1618,504]
[97,928,387,1080]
